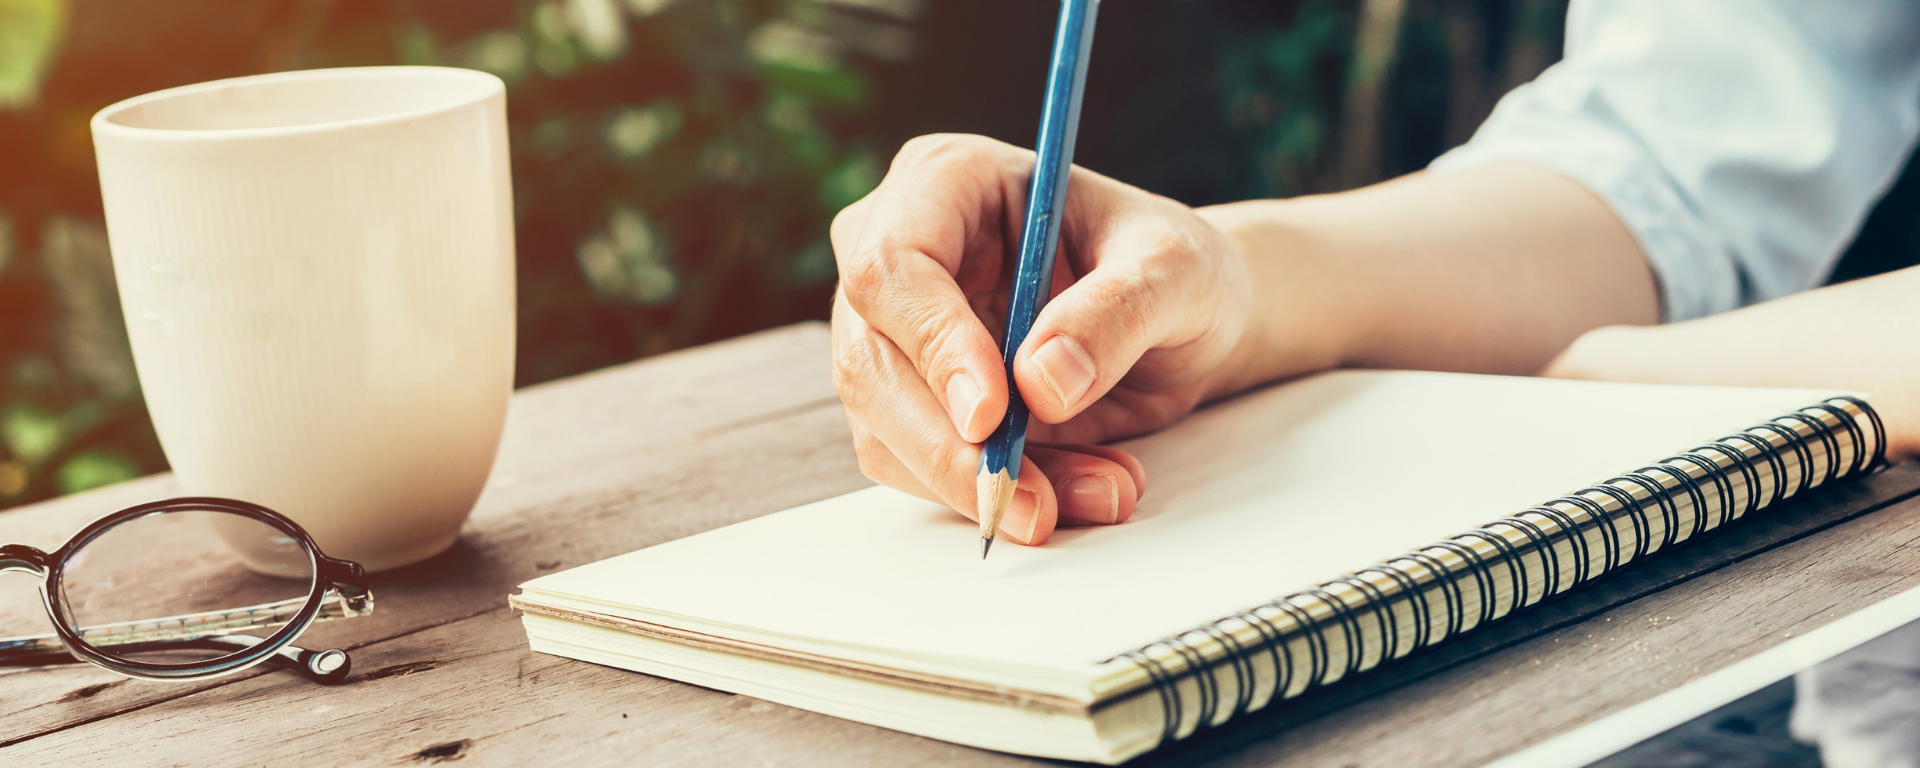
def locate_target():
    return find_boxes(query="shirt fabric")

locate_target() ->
[1428,0,1920,322]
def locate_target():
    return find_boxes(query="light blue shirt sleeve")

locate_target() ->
[1428,0,1920,322]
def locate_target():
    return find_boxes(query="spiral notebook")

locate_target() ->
[511,371,1885,763]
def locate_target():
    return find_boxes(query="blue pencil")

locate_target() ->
[979,0,1100,559]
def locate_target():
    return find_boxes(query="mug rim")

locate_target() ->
[91,66,504,144]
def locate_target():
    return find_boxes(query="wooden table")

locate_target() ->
[5,322,1920,767]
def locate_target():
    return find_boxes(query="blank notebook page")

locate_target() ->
[522,371,1843,679]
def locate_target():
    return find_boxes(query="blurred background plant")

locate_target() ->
[0,0,1571,511]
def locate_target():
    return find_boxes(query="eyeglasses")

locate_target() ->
[0,497,373,685]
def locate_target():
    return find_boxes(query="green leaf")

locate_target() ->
[765,91,832,167]
[461,30,529,83]
[759,65,869,108]
[564,0,628,62]
[577,205,677,305]
[0,0,67,110]
[2,406,61,463]
[746,21,841,73]
[55,450,139,495]
[789,238,836,285]
[624,0,678,17]
[819,151,880,212]
[531,1,580,76]
[396,23,440,66]
[604,102,682,160]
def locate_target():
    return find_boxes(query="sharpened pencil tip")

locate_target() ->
[976,469,1016,560]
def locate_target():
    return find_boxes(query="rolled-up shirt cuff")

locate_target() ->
[1428,131,1742,323]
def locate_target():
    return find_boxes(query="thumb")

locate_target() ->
[1013,262,1183,424]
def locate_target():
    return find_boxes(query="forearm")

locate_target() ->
[1196,162,1658,397]
[1547,267,1920,461]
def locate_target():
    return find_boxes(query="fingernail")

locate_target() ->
[1000,489,1039,544]
[1033,335,1096,409]
[1058,474,1120,525]
[946,373,985,438]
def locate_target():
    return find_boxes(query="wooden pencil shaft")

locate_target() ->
[975,0,1100,552]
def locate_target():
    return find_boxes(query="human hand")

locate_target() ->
[830,134,1255,546]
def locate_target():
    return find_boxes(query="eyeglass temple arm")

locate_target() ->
[5,589,372,650]
[0,590,371,685]
[0,544,49,575]
[0,634,353,685]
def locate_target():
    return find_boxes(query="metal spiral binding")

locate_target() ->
[1109,396,1887,747]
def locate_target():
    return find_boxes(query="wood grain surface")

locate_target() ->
[4,321,1919,768]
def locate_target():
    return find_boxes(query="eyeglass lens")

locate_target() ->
[56,508,315,665]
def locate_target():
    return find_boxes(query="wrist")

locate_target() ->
[1193,198,1360,401]
[1542,324,1656,381]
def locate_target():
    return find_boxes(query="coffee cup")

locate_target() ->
[90,67,516,574]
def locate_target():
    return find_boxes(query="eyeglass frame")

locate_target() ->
[0,497,374,685]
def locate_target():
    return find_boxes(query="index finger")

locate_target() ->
[831,135,1028,443]
[833,294,1061,545]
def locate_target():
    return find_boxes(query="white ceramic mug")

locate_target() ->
[90,67,516,575]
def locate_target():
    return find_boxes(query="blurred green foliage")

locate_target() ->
[0,0,67,108]
[0,0,1568,511]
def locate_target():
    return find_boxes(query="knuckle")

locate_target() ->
[899,303,967,374]
[927,436,973,497]
[832,334,882,403]
[1089,269,1158,342]
[896,133,948,160]
[896,134,1001,172]
[898,133,968,159]
[838,248,893,305]
[1136,224,1203,270]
